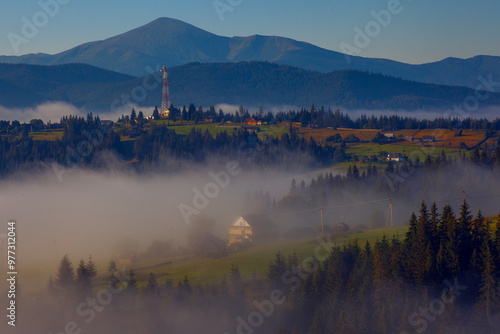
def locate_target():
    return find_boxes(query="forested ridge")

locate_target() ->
[0,109,499,177]
[41,201,500,334]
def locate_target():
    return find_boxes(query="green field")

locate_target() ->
[157,122,288,139]
[90,226,408,289]
[346,143,458,161]
[31,130,64,141]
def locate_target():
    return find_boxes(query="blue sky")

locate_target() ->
[1,0,499,64]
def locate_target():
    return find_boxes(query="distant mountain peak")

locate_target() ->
[0,17,498,90]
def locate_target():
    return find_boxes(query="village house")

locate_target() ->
[422,135,436,142]
[386,153,404,162]
[228,215,277,246]
[404,136,414,142]
[245,118,257,125]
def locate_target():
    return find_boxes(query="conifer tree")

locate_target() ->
[268,252,287,289]
[146,272,158,300]
[127,270,138,291]
[55,254,74,289]
[476,239,498,329]
[76,259,91,297]
[457,200,473,272]
[86,255,97,280]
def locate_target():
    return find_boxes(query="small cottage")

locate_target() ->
[228,215,277,245]
[386,153,403,162]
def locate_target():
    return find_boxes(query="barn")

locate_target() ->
[228,215,277,245]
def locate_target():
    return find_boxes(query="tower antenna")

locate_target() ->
[161,66,171,117]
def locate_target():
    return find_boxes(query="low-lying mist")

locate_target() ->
[0,164,296,285]
[3,101,499,124]
[0,102,155,123]
[1,159,498,285]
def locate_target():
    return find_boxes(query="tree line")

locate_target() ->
[45,201,500,333]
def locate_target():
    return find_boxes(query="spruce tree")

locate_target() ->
[268,252,287,289]
[146,272,158,299]
[86,255,97,280]
[76,259,91,296]
[457,200,473,272]
[127,270,137,291]
[476,239,498,329]
[55,254,74,289]
[107,260,117,273]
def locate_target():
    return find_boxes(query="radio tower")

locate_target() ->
[161,65,171,116]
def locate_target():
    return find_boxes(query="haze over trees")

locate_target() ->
[43,201,500,333]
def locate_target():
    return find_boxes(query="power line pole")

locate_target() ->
[320,208,324,237]
[386,199,393,228]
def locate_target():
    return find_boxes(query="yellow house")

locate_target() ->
[228,216,253,244]
[228,215,277,246]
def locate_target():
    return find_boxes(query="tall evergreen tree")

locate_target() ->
[76,259,91,296]
[55,254,74,289]
[146,272,158,299]
[475,239,498,330]
[87,255,97,280]
[457,200,473,272]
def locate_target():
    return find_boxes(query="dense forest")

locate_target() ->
[0,109,499,177]
[3,61,500,110]
[29,201,500,334]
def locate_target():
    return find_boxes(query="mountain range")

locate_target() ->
[2,62,500,111]
[1,17,499,90]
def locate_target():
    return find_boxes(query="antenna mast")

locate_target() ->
[161,65,171,115]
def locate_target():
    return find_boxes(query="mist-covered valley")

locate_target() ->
[0,101,499,334]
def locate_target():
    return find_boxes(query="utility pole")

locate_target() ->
[320,208,324,237]
[386,199,393,228]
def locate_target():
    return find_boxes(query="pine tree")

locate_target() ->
[76,259,91,296]
[146,272,158,299]
[127,270,137,291]
[152,106,160,120]
[457,200,473,272]
[107,260,117,273]
[268,252,287,289]
[106,259,122,292]
[55,254,74,289]
[86,255,97,280]
[130,109,136,125]
[475,239,498,330]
